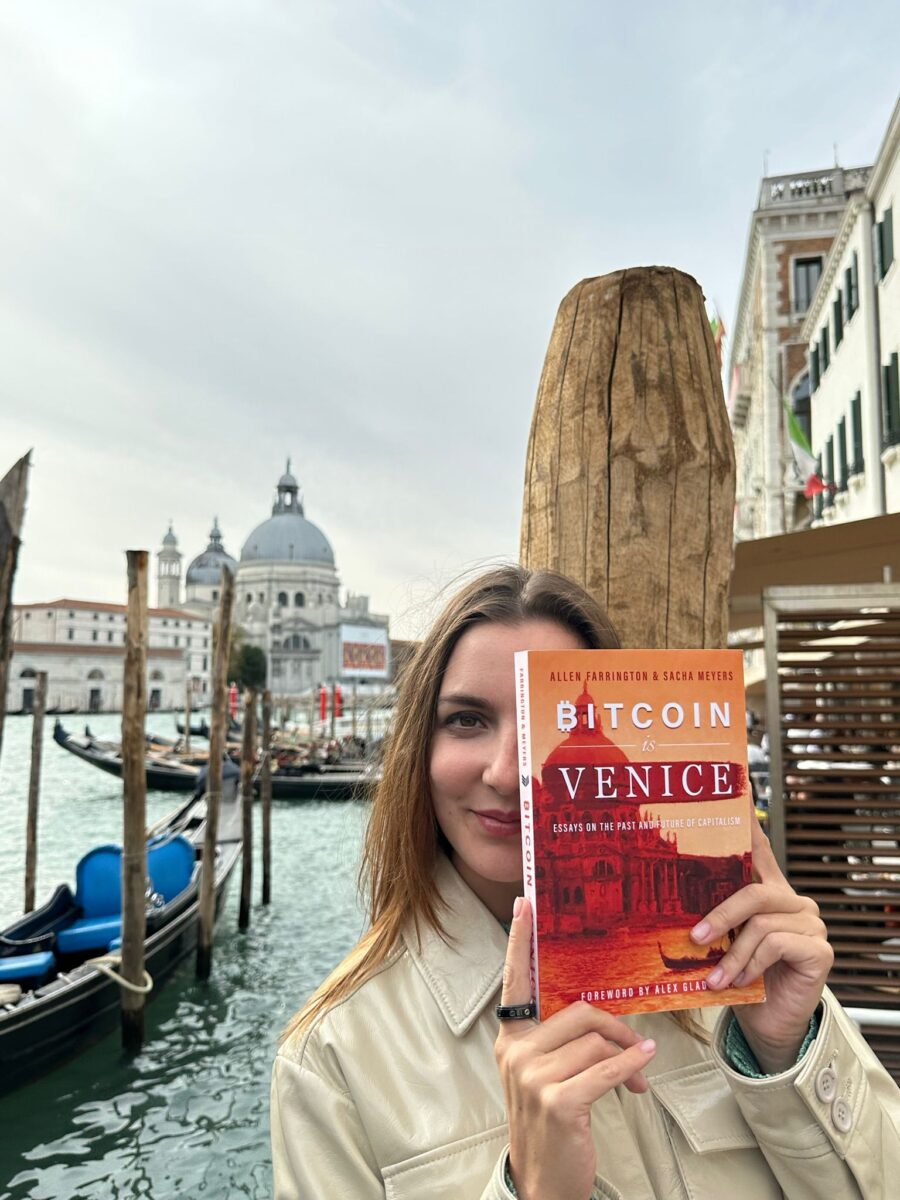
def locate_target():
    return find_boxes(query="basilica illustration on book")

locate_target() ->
[515,648,766,1018]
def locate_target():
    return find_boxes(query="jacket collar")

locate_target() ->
[401,855,508,1038]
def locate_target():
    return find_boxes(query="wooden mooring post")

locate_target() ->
[197,566,235,980]
[261,688,273,906]
[24,670,47,912]
[520,267,734,648]
[183,676,192,755]
[0,453,30,764]
[121,550,149,1052]
[238,687,257,932]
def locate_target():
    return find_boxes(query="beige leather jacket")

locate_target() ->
[272,857,900,1198]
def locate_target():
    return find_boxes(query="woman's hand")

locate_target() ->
[691,813,834,1073]
[495,897,657,1200]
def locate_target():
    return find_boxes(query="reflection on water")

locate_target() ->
[0,713,367,1199]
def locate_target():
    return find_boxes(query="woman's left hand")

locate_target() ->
[690,812,834,1073]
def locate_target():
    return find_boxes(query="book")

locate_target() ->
[514,648,766,1018]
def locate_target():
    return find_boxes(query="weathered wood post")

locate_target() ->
[0,453,30,764]
[121,550,149,1052]
[183,675,192,755]
[24,670,47,912]
[352,679,358,741]
[520,268,735,648]
[197,566,235,980]
[261,688,273,906]
[238,687,257,932]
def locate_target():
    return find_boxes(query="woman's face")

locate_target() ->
[429,618,585,920]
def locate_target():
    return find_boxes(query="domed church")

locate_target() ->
[156,461,390,696]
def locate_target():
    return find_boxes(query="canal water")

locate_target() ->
[0,712,368,1199]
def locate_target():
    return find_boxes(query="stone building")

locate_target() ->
[801,96,900,525]
[8,600,212,713]
[729,164,871,539]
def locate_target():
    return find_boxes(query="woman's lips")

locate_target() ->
[473,809,522,838]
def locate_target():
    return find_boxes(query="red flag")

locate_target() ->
[334,682,343,718]
[319,683,327,722]
[228,682,238,719]
[803,474,837,499]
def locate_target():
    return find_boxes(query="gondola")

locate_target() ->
[657,942,727,971]
[265,763,379,801]
[53,721,200,792]
[0,782,242,1094]
[176,717,211,739]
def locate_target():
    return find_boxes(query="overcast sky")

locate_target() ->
[2,2,897,638]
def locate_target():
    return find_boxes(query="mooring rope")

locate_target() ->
[85,954,153,995]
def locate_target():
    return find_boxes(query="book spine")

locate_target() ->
[515,650,541,1016]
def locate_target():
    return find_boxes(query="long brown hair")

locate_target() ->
[284,565,704,1042]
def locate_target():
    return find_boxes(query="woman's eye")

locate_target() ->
[447,711,484,729]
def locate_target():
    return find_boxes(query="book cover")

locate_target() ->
[515,648,766,1018]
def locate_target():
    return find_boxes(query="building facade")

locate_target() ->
[729,165,871,539]
[8,601,212,713]
[802,97,900,525]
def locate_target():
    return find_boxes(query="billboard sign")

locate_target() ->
[340,624,389,679]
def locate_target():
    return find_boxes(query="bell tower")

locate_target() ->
[157,522,182,608]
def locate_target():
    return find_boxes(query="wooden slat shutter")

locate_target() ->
[764,584,900,1082]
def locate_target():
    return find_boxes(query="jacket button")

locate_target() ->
[831,1097,853,1134]
[815,1067,837,1103]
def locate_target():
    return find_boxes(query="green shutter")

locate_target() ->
[824,435,835,508]
[811,346,820,391]
[851,252,859,313]
[833,294,843,346]
[850,392,864,474]
[837,417,848,489]
[814,454,823,519]
[888,354,900,441]
[821,327,830,371]
[884,207,894,274]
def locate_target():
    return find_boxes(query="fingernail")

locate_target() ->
[640,1039,656,1054]
[691,921,711,942]
[513,896,523,918]
[707,967,724,987]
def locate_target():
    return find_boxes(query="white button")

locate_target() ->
[815,1067,837,1103]
[832,1097,853,1134]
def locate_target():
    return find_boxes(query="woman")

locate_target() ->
[272,565,900,1199]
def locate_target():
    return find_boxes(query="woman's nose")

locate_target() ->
[483,729,519,797]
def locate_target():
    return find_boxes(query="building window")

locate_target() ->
[820,326,830,373]
[203,638,208,648]
[824,436,835,508]
[162,619,168,627]
[246,593,253,605]
[174,635,180,647]
[108,614,114,622]
[47,611,52,618]
[813,455,824,521]
[810,346,820,392]
[24,612,30,620]
[791,373,811,447]
[294,592,305,608]
[833,292,843,347]
[108,631,114,642]
[258,592,265,604]
[174,620,180,627]
[186,636,192,647]
[278,591,288,607]
[92,630,98,642]
[883,353,900,449]
[212,589,219,600]
[202,655,208,671]
[850,392,864,476]
[87,669,104,681]
[68,611,74,618]
[794,256,823,314]
[92,613,98,621]
[875,206,894,282]
[837,416,848,491]
[20,667,37,678]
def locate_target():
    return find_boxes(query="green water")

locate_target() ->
[0,712,368,1198]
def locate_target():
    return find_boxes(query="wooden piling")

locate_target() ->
[0,453,30,764]
[351,679,358,741]
[183,675,192,755]
[261,688,272,906]
[121,550,149,1052]
[520,267,735,649]
[24,670,47,912]
[197,566,235,980]
[238,687,257,932]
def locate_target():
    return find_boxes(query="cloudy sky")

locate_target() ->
[2,2,897,638]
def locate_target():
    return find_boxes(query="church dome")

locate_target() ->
[161,523,178,549]
[240,462,335,567]
[187,518,237,586]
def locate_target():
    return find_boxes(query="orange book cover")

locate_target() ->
[515,648,766,1018]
